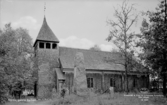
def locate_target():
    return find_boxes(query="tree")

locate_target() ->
[138,0,167,96]
[90,45,101,51]
[0,64,8,104]
[0,23,35,102]
[106,0,138,93]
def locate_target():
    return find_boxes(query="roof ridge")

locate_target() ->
[59,46,114,53]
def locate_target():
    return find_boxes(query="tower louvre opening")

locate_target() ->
[46,43,51,49]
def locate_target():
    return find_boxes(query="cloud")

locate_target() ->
[11,16,39,30]
[99,44,117,52]
[59,36,117,52]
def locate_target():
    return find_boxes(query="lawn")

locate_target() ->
[4,92,167,105]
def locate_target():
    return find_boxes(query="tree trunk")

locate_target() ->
[124,27,129,94]
[125,62,129,93]
[163,0,167,97]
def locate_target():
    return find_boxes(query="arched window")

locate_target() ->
[52,43,57,49]
[46,43,51,49]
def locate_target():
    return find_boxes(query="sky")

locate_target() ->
[0,0,160,51]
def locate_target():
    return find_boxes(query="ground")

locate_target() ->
[4,92,167,105]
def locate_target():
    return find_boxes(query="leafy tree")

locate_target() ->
[0,23,35,102]
[0,65,8,104]
[138,0,167,96]
[106,0,138,93]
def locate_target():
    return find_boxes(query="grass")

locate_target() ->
[54,92,167,105]
[4,92,167,105]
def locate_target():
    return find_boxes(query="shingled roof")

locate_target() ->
[59,47,125,71]
[33,16,59,46]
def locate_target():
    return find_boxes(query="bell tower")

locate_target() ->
[33,16,60,99]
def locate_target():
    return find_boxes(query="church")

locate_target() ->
[33,16,149,99]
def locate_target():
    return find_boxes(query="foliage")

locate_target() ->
[138,0,167,96]
[0,23,35,103]
[139,0,167,73]
[0,67,8,104]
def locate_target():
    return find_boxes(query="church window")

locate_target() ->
[52,43,57,49]
[39,42,44,48]
[87,78,93,88]
[46,43,51,49]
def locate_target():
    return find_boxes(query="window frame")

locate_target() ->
[87,77,93,88]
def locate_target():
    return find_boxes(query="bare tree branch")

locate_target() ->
[126,15,138,32]
[106,0,139,93]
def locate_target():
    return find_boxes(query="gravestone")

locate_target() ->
[109,87,114,98]
[74,52,88,96]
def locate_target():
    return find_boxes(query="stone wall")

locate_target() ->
[35,47,60,99]
[87,73,102,91]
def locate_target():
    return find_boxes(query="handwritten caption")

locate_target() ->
[124,94,163,101]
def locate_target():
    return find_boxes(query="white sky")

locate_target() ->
[0,0,159,51]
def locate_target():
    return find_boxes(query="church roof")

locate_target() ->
[59,47,125,71]
[33,17,59,46]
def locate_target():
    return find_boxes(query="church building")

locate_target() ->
[33,16,149,99]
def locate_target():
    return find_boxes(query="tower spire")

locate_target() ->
[44,2,46,16]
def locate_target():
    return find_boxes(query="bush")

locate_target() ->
[0,81,8,104]
[0,68,8,105]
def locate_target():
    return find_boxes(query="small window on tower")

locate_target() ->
[46,43,51,49]
[39,42,44,48]
[52,43,57,49]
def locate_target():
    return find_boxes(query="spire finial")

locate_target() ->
[44,2,46,16]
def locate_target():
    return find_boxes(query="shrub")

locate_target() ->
[0,80,8,104]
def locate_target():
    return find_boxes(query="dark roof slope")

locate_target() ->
[59,47,125,71]
[33,17,59,46]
